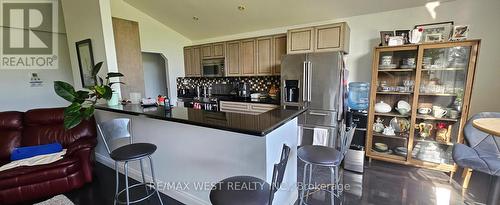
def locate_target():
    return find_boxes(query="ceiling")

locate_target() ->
[124,0,453,40]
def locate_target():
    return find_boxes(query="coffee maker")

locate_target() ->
[239,82,251,98]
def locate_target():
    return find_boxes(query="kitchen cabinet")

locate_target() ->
[287,27,315,54]
[287,22,350,54]
[226,41,241,76]
[257,37,273,75]
[272,35,287,75]
[240,39,257,75]
[184,46,202,77]
[185,34,286,77]
[201,43,226,59]
[220,101,278,114]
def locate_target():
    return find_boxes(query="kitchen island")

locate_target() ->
[95,104,305,205]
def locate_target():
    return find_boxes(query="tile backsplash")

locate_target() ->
[177,76,280,93]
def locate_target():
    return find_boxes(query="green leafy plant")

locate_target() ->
[54,62,124,129]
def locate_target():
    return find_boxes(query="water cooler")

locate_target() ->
[344,82,369,173]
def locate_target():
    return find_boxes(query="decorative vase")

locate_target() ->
[107,92,119,106]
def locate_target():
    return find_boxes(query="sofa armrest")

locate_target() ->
[64,137,97,183]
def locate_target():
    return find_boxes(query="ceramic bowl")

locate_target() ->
[397,100,411,111]
[374,143,388,152]
[374,101,392,113]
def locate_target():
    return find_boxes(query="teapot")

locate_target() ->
[418,122,434,139]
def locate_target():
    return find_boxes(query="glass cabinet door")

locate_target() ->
[410,45,472,166]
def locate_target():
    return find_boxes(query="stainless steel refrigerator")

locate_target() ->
[281,52,346,146]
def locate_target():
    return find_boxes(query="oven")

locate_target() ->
[202,58,225,77]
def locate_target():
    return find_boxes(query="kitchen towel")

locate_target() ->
[313,128,329,146]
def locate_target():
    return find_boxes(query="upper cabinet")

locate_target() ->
[202,43,226,59]
[287,22,350,54]
[226,41,241,76]
[184,34,286,77]
[272,35,287,75]
[184,46,201,77]
[240,39,257,75]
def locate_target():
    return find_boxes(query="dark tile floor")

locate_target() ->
[296,160,486,205]
[51,160,486,205]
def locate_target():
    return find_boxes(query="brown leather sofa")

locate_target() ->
[0,108,97,204]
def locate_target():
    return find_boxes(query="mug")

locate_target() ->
[448,110,459,119]
[433,106,448,118]
[418,107,432,115]
[381,56,392,66]
[405,58,416,66]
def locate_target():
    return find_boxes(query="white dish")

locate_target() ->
[375,101,392,113]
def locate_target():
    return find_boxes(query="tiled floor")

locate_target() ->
[296,160,485,205]
[28,160,486,205]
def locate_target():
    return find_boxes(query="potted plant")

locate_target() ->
[54,62,124,129]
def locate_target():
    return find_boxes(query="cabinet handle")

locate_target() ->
[308,61,312,101]
[309,111,328,116]
[303,61,307,101]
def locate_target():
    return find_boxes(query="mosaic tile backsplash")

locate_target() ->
[177,76,280,93]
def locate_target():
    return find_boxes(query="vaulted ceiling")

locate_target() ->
[124,0,453,40]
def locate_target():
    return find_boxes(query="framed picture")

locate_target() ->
[451,25,469,40]
[425,33,442,42]
[388,36,405,46]
[414,21,453,42]
[75,39,95,88]
[379,31,394,46]
[395,30,410,44]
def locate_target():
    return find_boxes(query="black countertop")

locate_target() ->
[96,104,305,136]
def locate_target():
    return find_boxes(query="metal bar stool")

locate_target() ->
[298,125,356,205]
[209,144,291,205]
[97,118,163,205]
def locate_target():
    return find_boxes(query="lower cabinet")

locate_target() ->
[219,101,278,114]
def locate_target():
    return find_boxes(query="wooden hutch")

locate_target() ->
[366,40,481,175]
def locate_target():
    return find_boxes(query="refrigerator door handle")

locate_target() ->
[303,61,308,101]
[308,61,312,101]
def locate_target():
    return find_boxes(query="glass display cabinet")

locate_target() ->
[366,40,480,174]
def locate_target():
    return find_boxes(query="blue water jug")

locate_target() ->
[348,82,370,110]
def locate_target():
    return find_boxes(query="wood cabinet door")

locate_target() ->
[256,37,273,75]
[314,23,345,53]
[201,45,212,59]
[240,39,256,75]
[213,43,225,58]
[272,35,287,75]
[226,41,240,76]
[287,27,314,54]
[191,47,202,76]
[184,47,193,76]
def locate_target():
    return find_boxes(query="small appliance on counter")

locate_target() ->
[238,82,251,98]
[344,109,368,173]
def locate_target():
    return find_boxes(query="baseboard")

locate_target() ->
[95,153,210,205]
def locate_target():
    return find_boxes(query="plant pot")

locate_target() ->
[107,92,119,106]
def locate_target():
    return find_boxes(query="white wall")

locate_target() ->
[61,0,118,91]
[0,2,74,111]
[142,52,168,98]
[193,0,500,115]
[110,0,191,102]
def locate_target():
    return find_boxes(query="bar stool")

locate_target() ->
[298,125,356,205]
[97,118,163,205]
[209,145,291,205]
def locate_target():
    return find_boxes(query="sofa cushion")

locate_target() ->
[0,156,80,189]
[22,108,96,148]
[0,112,23,162]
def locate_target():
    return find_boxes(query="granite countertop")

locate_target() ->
[96,104,305,136]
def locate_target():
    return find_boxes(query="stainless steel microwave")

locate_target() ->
[202,59,224,77]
